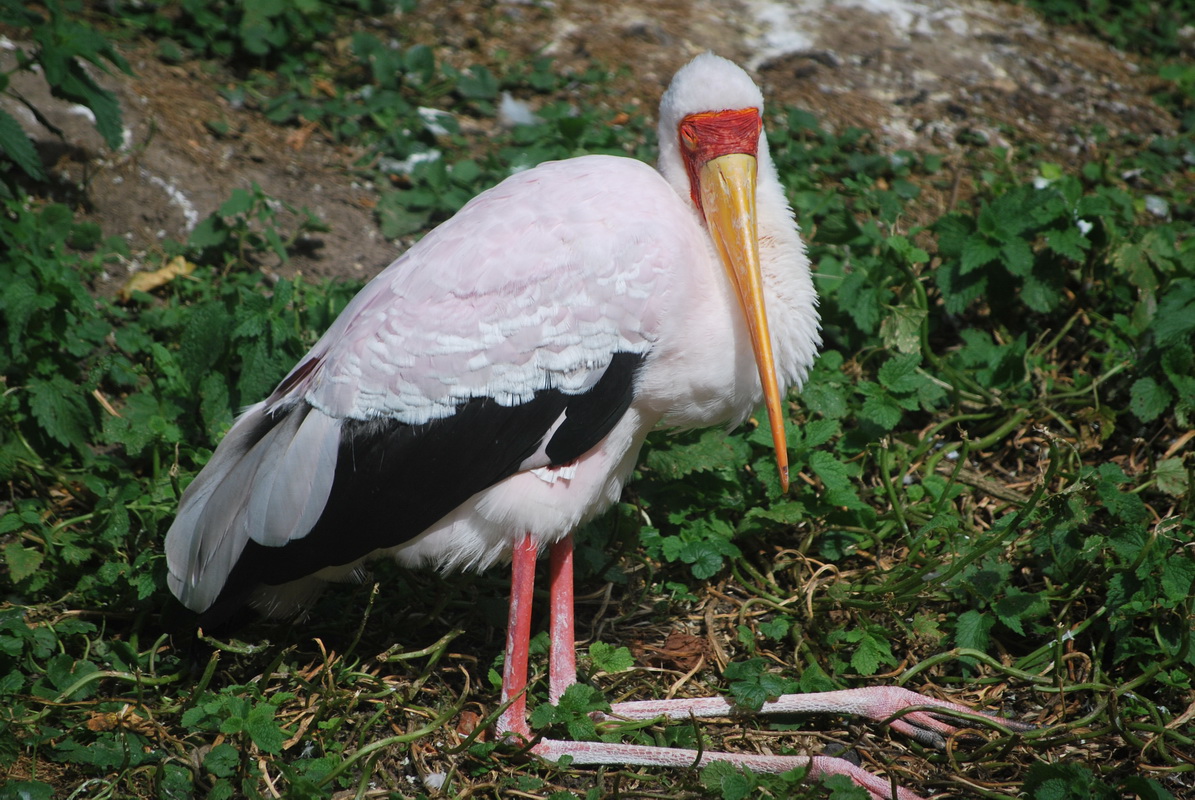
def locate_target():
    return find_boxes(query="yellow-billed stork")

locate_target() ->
[166,54,1024,800]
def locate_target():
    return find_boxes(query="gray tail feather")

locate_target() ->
[165,401,339,615]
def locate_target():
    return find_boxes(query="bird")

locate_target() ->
[166,53,1024,800]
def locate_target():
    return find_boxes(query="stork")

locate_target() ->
[166,54,1023,800]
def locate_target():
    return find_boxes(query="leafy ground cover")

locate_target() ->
[1,2,1193,799]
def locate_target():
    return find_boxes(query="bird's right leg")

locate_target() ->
[497,533,537,740]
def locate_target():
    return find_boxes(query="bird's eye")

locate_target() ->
[679,125,698,151]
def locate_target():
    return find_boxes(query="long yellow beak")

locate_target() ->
[698,153,789,492]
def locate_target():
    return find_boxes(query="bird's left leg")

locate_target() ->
[548,532,577,703]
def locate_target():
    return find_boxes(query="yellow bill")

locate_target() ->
[699,153,790,492]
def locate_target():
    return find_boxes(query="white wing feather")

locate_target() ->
[278,156,690,424]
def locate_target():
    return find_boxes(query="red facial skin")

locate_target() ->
[677,107,762,210]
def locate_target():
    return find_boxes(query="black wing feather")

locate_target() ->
[200,352,644,626]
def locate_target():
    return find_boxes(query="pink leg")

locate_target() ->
[497,533,537,739]
[531,740,923,800]
[548,533,577,704]
[603,687,1032,747]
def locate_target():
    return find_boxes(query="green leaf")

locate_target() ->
[877,353,923,393]
[46,58,125,149]
[1130,376,1172,424]
[758,617,790,640]
[1001,238,1034,276]
[859,391,902,430]
[934,213,972,257]
[27,375,93,448]
[808,451,851,492]
[955,610,995,652]
[961,236,1000,273]
[1154,458,1188,498]
[801,418,840,449]
[1021,271,1062,313]
[800,381,848,419]
[457,66,498,100]
[588,642,634,674]
[204,742,240,778]
[994,588,1047,636]
[376,190,431,239]
[1045,226,1089,262]
[0,782,53,800]
[681,540,726,579]
[724,658,799,712]
[188,216,228,251]
[200,371,233,442]
[1119,777,1176,800]
[1160,556,1195,605]
[3,542,43,583]
[0,107,46,180]
[530,683,609,741]
[700,760,756,800]
[645,428,750,480]
[219,188,255,217]
[1151,278,1195,346]
[879,304,925,355]
[245,703,286,754]
[208,779,234,800]
[848,630,893,676]
[45,654,100,700]
[180,302,230,387]
[813,209,862,244]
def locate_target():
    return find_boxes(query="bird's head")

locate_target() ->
[658,54,790,492]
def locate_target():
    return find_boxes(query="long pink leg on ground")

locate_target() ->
[534,740,924,800]
[603,687,1031,747]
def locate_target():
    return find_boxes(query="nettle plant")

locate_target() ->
[0,0,130,192]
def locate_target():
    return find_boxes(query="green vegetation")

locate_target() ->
[2,2,1193,799]
[0,0,131,186]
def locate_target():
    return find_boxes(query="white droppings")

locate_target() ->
[1145,195,1169,218]
[140,168,200,231]
[378,150,442,175]
[499,92,541,127]
[417,106,454,136]
[67,103,96,124]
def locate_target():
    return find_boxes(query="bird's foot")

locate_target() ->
[599,686,1032,748]
[532,738,926,800]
